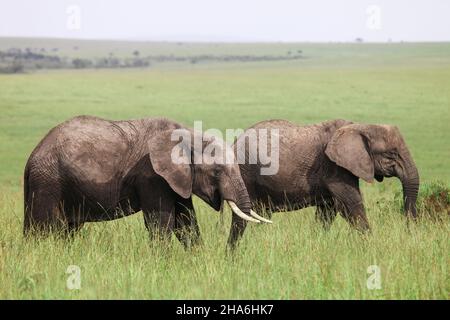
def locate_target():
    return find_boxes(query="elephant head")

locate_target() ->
[325,124,420,218]
[148,127,271,229]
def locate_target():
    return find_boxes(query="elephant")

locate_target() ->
[232,119,419,238]
[23,115,271,248]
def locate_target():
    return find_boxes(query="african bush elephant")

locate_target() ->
[232,119,419,238]
[24,115,270,248]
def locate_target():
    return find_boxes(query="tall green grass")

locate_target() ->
[0,185,448,299]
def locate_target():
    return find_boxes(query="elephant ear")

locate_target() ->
[325,126,374,183]
[148,129,192,199]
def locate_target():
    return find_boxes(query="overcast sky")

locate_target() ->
[0,0,449,42]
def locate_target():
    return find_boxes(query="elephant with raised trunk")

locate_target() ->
[232,119,419,239]
[24,115,270,248]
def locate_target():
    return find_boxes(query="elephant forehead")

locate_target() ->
[371,125,403,149]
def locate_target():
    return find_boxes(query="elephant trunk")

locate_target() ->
[399,149,420,218]
[223,176,272,224]
[226,178,260,223]
[234,179,252,214]
[233,178,273,223]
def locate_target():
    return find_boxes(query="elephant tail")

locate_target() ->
[217,200,226,234]
[23,162,32,235]
[24,163,30,208]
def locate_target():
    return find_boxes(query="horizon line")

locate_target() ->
[1,35,450,45]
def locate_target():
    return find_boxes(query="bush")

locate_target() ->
[418,181,449,220]
[72,58,92,69]
[0,61,24,74]
[394,180,450,221]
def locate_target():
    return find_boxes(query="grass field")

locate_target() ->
[0,39,448,299]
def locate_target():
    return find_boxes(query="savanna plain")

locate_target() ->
[0,39,448,299]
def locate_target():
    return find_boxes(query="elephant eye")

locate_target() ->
[385,151,398,159]
[381,154,395,164]
[213,167,222,177]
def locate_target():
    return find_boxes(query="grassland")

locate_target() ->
[0,39,448,299]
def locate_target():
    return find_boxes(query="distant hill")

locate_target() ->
[0,37,449,73]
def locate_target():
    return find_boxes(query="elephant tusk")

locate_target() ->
[227,201,260,223]
[250,210,273,224]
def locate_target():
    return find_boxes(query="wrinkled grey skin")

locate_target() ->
[233,119,419,237]
[24,115,252,248]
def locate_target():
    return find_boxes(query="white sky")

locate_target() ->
[0,0,449,42]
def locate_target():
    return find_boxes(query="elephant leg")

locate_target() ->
[326,179,370,233]
[173,197,201,249]
[227,214,247,250]
[315,200,337,230]
[66,221,84,238]
[142,208,176,242]
[336,197,370,233]
[138,179,176,242]
[24,188,67,236]
[339,202,370,233]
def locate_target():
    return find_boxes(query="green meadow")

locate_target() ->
[0,39,448,299]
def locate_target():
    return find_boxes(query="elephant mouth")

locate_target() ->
[375,174,384,182]
[209,189,222,211]
[205,189,273,224]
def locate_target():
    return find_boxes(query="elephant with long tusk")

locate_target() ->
[23,115,270,249]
